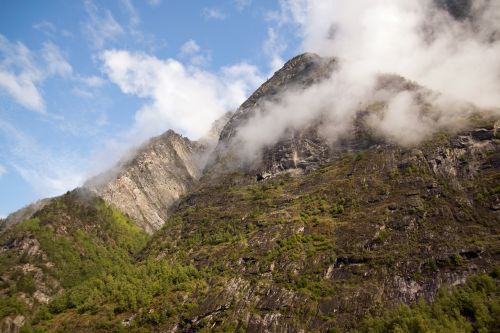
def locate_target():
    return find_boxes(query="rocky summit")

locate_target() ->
[85,130,204,234]
[0,53,499,333]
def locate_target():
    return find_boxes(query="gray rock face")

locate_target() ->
[435,0,471,20]
[210,53,338,178]
[1,315,25,333]
[211,54,413,180]
[86,130,204,233]
[219,53,337,144]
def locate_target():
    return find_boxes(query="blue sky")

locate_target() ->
[0,0,304,217]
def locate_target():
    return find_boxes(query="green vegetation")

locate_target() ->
[355,272,500,333]
[0,296,28,320]
[0,190,150,323]
[48,259,202,316]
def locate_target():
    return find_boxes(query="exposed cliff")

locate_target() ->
[86,130,204,234]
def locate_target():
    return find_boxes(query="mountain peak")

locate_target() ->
[86,129,204,233]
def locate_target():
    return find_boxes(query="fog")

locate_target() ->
[231,0,500,162]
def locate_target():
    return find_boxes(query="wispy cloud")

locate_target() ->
[261,0,307,72]
[120,0,140,28]
[0,35,76,113]
[263,27,286,73]
[33,21,57,39]
[82,0,124,49]
[0,164,6,179]
[234,0,252,12]
[0,35,45,112]
[266,0,307,26]
[33,21,74,39]
[202,7,227,20]
[146,0,161,6]
[76,75,105,88]
[179,39,211,66]
[180,39,201,55]
[0,120,86,197]
[42,42,73,77]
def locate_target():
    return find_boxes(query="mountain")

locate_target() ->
[85,112,232,234]
[85,130,204,234]
[0,53,499,332]
[0,189,149,333]
[211,53,338,177]
[19,114,499,332]
[0,199,51,233]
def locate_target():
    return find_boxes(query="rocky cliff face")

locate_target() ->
[86,130,204,234]
[210,53,338,177]
[211,54,433,181]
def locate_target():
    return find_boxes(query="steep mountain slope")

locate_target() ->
[218,53,337,144]
[86,130,204,234]
[144,118,500,332]
[86,112,233,234]
[211,53,438,180]
[27,115,499,332]
[211,53,338,176]
[0,189,149,333]
[2,52,499,333]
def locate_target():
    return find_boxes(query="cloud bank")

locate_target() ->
[289,0,500,108]
[101,50,263,142]
[230,0,500,163]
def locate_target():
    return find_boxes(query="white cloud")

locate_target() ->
[0,164,6,178]
[100,50,263,143]
[277,0,500,109]
[229,0,500,164]
[33,21,57,39]
[263,28,286,73]
[82,0,124,49]
[0,35,77,113]
[234,0,252,12]
[203,7,227,20]
[180,39,201,55]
